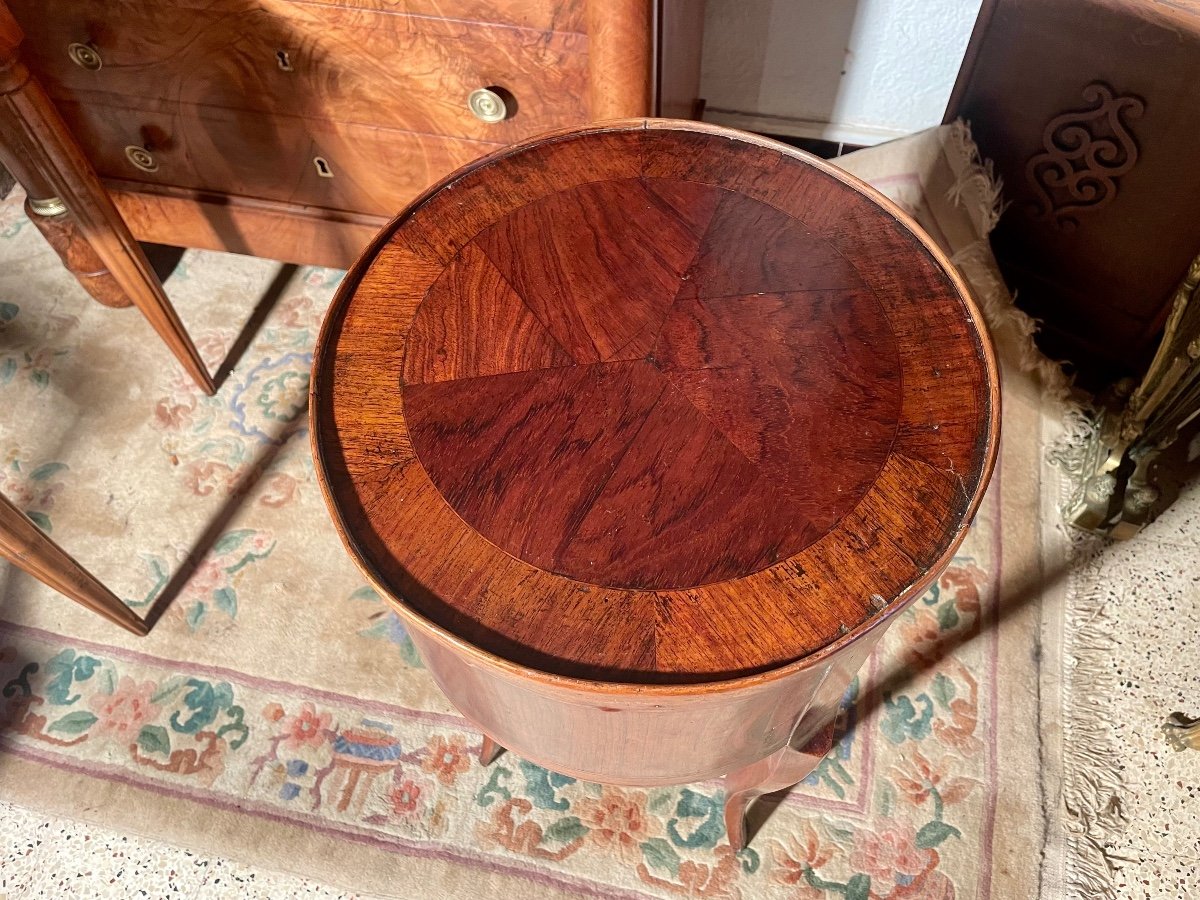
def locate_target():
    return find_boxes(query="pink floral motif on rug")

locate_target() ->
[0,532,999,899]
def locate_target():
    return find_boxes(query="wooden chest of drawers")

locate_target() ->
[0,0,702,391]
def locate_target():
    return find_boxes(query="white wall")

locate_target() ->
[700,0,984,145]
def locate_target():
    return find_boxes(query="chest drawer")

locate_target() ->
[56,98,502,217]
[11,0,589,144]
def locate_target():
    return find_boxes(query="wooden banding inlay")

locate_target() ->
[312,121,998,683]
[402,180,902,590]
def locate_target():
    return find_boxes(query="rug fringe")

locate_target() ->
[939,121,1077,410]
[943,119,1126,898]
[944,120,1006,236]
[1057,534,1129,900]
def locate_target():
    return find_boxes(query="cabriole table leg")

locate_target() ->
[722,723,836,852]
[479,734,505,766]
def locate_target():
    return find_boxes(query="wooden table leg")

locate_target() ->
[0,490,148,636]
[0,7,214,394]
[479,733,505,766]
[722,722,836,851]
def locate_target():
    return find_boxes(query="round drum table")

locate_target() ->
[311,120,999,850]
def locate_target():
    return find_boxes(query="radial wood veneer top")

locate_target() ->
[312,120,999,684]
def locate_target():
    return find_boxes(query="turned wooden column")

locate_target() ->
[312,120,999,849]
[22,196,132,308]
[0,490,148,635]
[0,4,213,393]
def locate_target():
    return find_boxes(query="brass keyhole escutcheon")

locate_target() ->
[125,145,158,173]
[276,49,293,72]
[313,156,334,178]
[67,42,103,71]
[468,87,509,124]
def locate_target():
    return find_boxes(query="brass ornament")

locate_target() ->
[67,42,103,71]
[468,88,508,124]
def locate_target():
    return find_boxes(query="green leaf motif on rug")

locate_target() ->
[45,649,100,705]
[937,601,960,630]
[137,724,171,756]
[543,816,588,847]
[476,765,513,807]
[647,788,674,815]
[217,705,249,749]
[640,837,680,876]
[187,601,207,630]
[932,672,957,709]
[881,692,935,744]
[916,819,961,849]
[518,760,575,811]
[29,364,49,389]
[168,678,248,748]
[213,587,237,618]
[47,710,97,735]
[0,301,17,322]
[845,873,872,900]
[667,788,723,849]
[0,357,16,384]
[25,510,51,532]
[349,585,425,667]
[214,529,256,555]
[737,847,761,874]
[129,554,171,609]
[150,677,185,705]
[172,679,233,733]
[806,754,855,799]
[29,462,67,481]
[3,662,37,698]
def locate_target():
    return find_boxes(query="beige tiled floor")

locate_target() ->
[0,797,371,898]
[1090,481,1200,900]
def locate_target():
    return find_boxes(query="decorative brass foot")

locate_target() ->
[1164,712,1200,752]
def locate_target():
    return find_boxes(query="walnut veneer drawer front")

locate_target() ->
[11,0,588,143]
[56,98,501,217]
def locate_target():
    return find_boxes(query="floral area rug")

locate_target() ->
[0,126,1047,899]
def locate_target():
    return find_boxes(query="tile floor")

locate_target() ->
[0,797,369,898]
[1092,478,1200,900]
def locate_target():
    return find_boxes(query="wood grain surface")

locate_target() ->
[108,183,383,270]
[403,180,902,590]
[12,0,588,146]
[312,120,999,684]
[0,5,215,393]
[23,199,132,307]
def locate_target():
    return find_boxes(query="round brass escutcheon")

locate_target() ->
[124,146,159,173]
[67,42,103,71]
[468,87,508,124]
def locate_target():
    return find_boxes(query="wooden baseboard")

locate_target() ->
[701,108,906,147]
[106,184,387,270]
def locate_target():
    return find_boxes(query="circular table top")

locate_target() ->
[312,120,998,685]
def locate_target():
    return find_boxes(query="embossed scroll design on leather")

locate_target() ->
[1025,82,1145,232]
